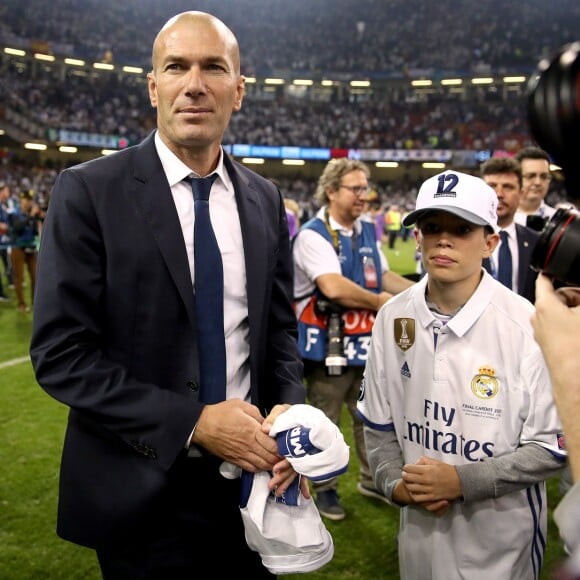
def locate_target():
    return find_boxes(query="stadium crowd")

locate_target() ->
[1,60,533,151]
[1,0,579,75]
[0,0,576,292]
[2,0,579,152]
[2,0,579,160]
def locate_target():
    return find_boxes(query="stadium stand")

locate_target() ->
[2,0,579,74]
[0,0,577,207]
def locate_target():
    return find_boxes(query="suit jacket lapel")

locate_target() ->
[516,224,533,292]
[224,156,268,353]
[131,134,196,326]
[127,145,275,342]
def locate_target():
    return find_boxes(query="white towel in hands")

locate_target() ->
[221,404,349,574]
[270,404,350,482]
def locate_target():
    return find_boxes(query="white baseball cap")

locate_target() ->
[402,170,499,232]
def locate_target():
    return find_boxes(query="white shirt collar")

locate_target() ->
[500,221,517,238]
[153,131,233,192]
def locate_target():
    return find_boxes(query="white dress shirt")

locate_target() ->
[514,201,556,226]
[154,132,251,402]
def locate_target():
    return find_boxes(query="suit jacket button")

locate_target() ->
[187,381,199,392]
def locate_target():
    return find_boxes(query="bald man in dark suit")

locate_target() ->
[30,11,305,578]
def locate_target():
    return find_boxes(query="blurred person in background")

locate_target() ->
[362,189,385,245]
[8,189,42,312]
[30,11,305,578]
[399,204,414,243]
[0,180,13,301]
[514,146,557,228]
[284,197,300,239]
[292,158,414,520]
[480,156,539,303]
[384,203,402,251]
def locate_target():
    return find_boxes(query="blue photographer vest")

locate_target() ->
[295,216,382,366]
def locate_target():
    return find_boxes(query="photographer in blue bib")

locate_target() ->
[292,158,414,520]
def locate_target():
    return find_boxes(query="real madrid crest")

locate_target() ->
[394,318,415,351]
[471,366,499,399]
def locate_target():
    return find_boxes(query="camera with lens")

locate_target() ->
[526,214,549,233]
[314,297,347,376]
[530,207,580,286]
[527,41,580,285]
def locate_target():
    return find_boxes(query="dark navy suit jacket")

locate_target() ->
[30,132,305,547]
[483,223,540,303]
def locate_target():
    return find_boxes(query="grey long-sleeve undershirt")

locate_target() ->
[364,426,566,505]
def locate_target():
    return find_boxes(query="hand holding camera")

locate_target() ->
[530,207,580,286]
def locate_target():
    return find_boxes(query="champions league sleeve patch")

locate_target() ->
[557,433,566,451]
[394,318,415,351]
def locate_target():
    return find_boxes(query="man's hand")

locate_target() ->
[192,399,280,472]
[532,275,580,366]
[261,403,311,499]
[261,403,292,434]
[267,457,312,500]
[532,274,580,481]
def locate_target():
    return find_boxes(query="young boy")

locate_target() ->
[357,170,566,580]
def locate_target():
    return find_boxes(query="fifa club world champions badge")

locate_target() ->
[394,318,415,351]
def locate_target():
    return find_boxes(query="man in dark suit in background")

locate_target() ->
[481,156,539,303]
[514,146,557,228]
[30,11,305,579]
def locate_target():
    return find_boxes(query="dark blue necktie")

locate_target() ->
[190,175,227,403]
[497,230,513,290]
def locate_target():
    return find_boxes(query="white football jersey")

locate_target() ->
[357,270,566,580]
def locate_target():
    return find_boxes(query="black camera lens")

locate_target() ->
[325,312,347,376]
[531,208,580,286]
[527,42,580,202]
[314,298,347,376]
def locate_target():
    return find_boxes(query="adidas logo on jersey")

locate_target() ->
[401,361,411,378]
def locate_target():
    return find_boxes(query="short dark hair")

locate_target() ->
[480,156,522,187]
[514,146,551,164]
